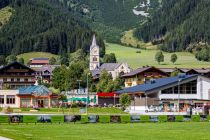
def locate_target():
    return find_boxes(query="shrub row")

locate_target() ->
[0,115,209,124]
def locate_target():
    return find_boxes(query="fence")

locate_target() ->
[0,115,210,124]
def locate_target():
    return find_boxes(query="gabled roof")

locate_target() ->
[117,74,198,94]
[100,63,122,71]
[194,68,210,74]
[159,68,176,73]
[30,58,49,60]
[18,85,51,96]
[0,61,35,72]
[31,60,49,64]
[122,66,168,77]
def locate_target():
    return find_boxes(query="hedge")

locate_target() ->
[0,116,9,123]
[99,115,110,123]
[80,115,88,123]
[158,115,168,122]
[207,115,210,122]
[175,115,184,122]
[120,115,131,123]
[1,115,210,123]
[191,115,200,122]
[140,115,150,122]
[23,116,37,123]
[51,116,64,123]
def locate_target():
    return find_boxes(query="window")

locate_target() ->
[0,95,4,104]
[17,78,20,82]
[11,78,14,82]
[24,78,28,82]
[6,95,15,104]
[93,57,97,61]
[3,78,7,82]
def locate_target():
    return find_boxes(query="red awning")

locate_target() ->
[97,92,116,97]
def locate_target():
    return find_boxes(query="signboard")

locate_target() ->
[9,115,23,123]
[37,115,51,123]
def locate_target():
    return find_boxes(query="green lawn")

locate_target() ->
[106,43,210,68]
[0,123,210,140]
[17,52,58,64]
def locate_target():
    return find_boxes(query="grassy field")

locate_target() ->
[0,6,13,27]
[106,43,210,68]
[17,52,58,64]
[0,123,210,140]
[121,29,157,50]
[8,107,126,115]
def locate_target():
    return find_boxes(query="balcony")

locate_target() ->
[159,94,198,100]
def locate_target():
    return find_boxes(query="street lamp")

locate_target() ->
[178,79,181,113]
[86,73,90,115]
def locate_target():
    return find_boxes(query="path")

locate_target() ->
[0,136,13,140]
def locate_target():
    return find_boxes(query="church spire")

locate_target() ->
[91,34,98,49]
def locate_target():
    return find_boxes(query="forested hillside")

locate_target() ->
[135,0,210,52]
[62,0,161,43]
[0,0,105,56]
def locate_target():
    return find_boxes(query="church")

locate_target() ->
[90,35,131,80]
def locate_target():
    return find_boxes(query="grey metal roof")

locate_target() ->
[18,85,51,96]
[122,66,168,77]
[100,63,122,71]
[117,74,198,94]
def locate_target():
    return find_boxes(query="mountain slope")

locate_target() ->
[0,0,105,56]
[134,0,210,52]
[63,0,161,43]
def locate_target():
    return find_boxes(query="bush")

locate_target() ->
[191,115,200,122]
[207,115,210,122]
[51,116,64,123]
[158,115,168,122]
[175,115,184,122]
[80,115,88,123]
[136,50,141,53]
[23,116,37,123]
[140,115,150,122]
[0,116,9,123]
[120,115,131,123]
[99,115,110,123]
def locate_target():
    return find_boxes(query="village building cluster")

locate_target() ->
[0,36,210,115]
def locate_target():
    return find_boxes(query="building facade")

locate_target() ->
[122,66,169,87]
[117,74,210,113]
[0,62,36,89]
[0,85,58,108]
[29,58,49,68]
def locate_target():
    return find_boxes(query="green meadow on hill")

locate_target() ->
[106,43,210,69]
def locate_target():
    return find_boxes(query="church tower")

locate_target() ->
[89,35,100,71]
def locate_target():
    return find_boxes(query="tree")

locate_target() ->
[171,70,181,77]
[119,93,131,110]
[96,70,112,92]
[52,66,68,91]
[49,57,56,65]
[17,57,24,64]
[6,55,17,64]
[171,54,178,64]
[0,55,6,65]
[103,53,117,63]
[155,51,164,64]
